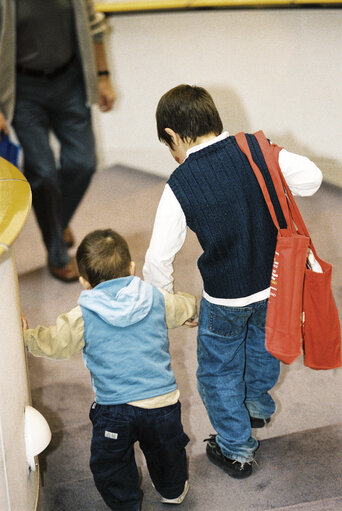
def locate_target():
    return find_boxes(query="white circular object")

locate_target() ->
[24,405,51,471]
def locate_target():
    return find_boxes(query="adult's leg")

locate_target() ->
[89,403,142,511]
[139,402,189,500]
[12,76,69,267]
[197,298,258,463]
[245,299,280,420]
[49,61,96,229]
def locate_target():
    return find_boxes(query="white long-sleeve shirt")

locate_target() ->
[143,132,323,307]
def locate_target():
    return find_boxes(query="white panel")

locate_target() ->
[0,418,10,511]
[93,9,342,186]
[0,248,38,511]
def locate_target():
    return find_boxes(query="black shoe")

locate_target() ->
[250,417,270,428]
[204,435,253,479]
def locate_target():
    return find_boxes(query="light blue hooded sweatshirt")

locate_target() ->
[78,276,177,405]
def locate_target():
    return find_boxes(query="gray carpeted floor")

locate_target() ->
[17,166,342,511]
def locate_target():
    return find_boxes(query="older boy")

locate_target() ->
[143,84,322,478]
[23,229,196,511]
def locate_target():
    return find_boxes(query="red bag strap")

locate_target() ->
[236,131,318,260]
[253,131,311,240]
[235,131,293,233]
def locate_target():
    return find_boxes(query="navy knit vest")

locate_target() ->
[167,134,286,299]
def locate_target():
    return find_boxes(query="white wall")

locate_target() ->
[93,9,342,186]
[0,249,39,511]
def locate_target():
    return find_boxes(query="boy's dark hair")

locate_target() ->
[156,84,223,149]
[76,229,131,288]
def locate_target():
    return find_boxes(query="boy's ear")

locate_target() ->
[79,276,92,289]
[129,261,136,276]
[164,128,179,147]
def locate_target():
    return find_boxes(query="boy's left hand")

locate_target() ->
[21,313,29,331]
[184,317,198,328]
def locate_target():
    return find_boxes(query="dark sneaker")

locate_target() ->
[250,417,270,428]
[204,435,253,479]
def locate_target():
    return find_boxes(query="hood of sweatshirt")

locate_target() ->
[78,276,154,328]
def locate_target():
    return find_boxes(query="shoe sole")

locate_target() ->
[160,480,189,504]
[206,447,252,479]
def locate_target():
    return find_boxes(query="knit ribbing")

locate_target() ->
[168,134,286,299]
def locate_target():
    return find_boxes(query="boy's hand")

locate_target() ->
[21,313,29,331]
[184,317,198,328]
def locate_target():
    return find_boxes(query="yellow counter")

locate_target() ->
[95,0,342,12]
[0,157,31,257]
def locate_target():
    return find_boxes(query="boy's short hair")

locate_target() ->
[76,229,131,288]
[156,84,223,149]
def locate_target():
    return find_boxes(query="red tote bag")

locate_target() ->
[235,131,342,369]
[303,247,342,369]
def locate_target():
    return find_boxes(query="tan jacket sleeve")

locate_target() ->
[158,289,197,329]
[24,306,85,359]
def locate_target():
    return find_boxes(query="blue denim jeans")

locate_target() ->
[89,401,189,511]
[197,297,280,463]
[13,58,96,267]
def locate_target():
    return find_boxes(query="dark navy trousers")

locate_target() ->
[89,401,189,511]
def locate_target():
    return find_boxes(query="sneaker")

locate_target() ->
[160,480,189,505]
[204,435,253,479]
[250,417,270,428]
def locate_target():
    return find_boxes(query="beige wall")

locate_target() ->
[0,248,39,511]
[93,8,342,186]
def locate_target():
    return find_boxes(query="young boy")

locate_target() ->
[143,84,323,478]
[23,228,197,511]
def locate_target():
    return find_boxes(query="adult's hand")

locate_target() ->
[0,111,10,139]
[98,76,116,112]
